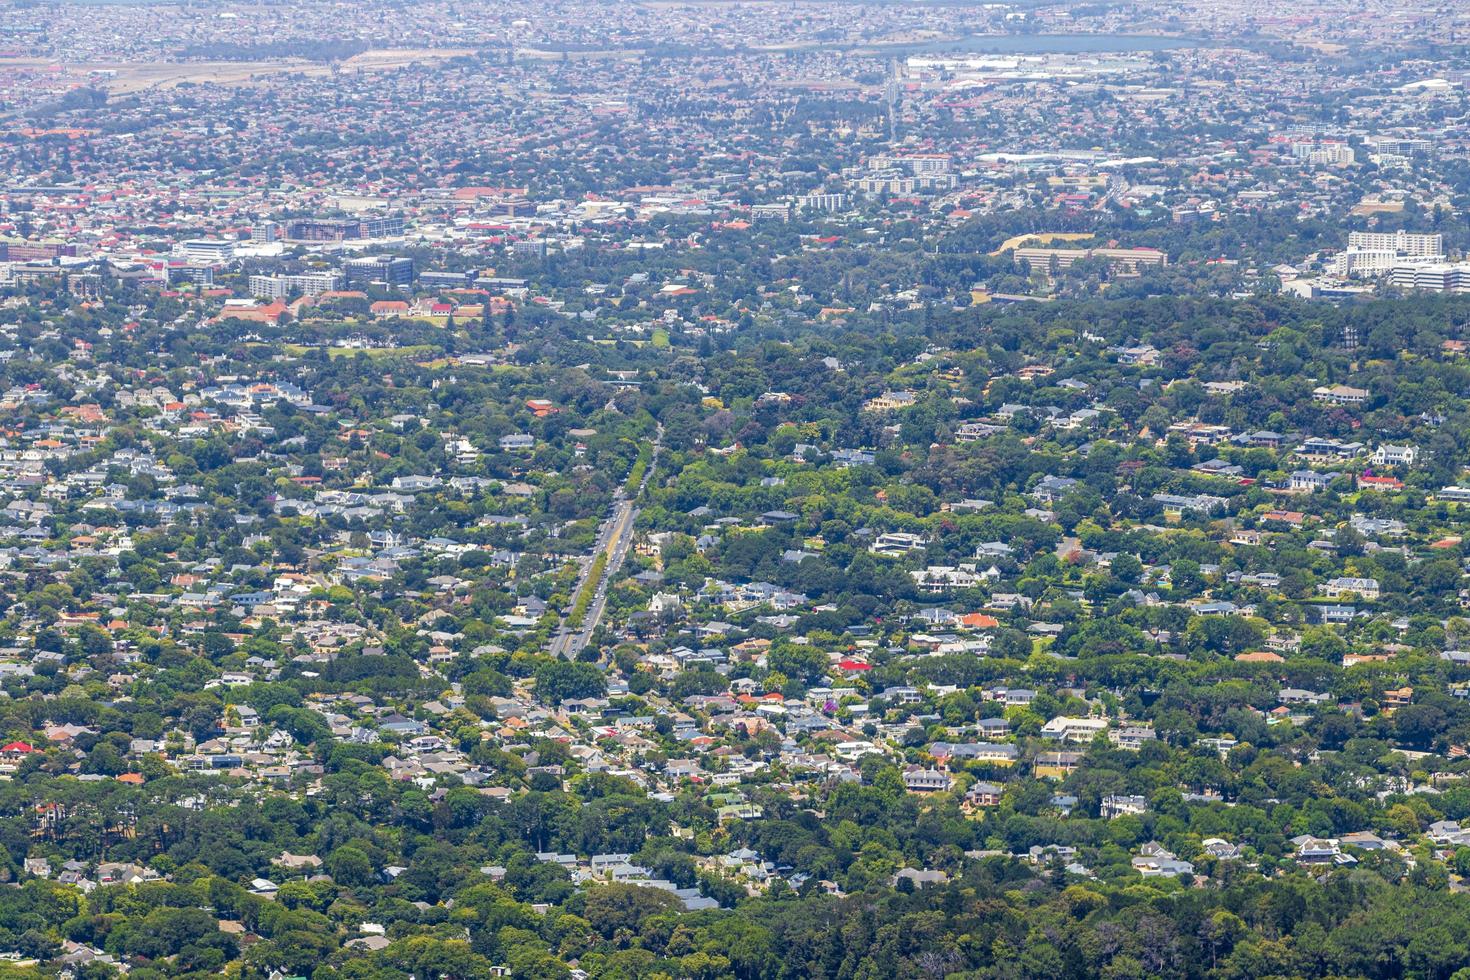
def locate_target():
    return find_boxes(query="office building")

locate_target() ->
[344,255,414,288]
[1390,262,1470,293]
[178,239,236,265]
[168,264,216,286]
[419,271,470,288]
[284,216,404,242]
[360,215,405,238]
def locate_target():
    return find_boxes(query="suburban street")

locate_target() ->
[549,428,660,658]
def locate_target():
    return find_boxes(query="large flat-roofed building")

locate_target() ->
[0,241,77,262]
[249,271,343,299]
[1290,141,1355,166]
[868,153,952,175]
[798,192,849,212]
[343,255,414,287]
[1014,246,1168,275]
[1367,136,1433,157]
[852,172,957,195]
[1349,230,1444,256]
[178,239,236,265]
[360,215,405,238]
[168,264,215,286]
[1332,232,1446,278]
[0,262,62,284]
[285,216,404,242]
[1390,261,1470,293]
[286,219,360,242]
[1336,250,1413,276]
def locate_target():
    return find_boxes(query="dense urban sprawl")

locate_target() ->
[3,0,1470,978]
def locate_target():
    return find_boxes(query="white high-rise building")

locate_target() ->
[1291,141,1355,166]
[1348,230,1444,257]
[248,271,342,299]
[177,239,236,264]
[1332,230,1447,278]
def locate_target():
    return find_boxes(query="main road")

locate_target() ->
[548,427,661,659]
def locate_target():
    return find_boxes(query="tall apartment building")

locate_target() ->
[1348,231,1444,256]
[797,193,849,212]
[1291,141,1355,166]
[1332,230,1446,277]
[510,239,548,258]
[868,153,952,175]
[852,172,957,195]
[249,271,343,299]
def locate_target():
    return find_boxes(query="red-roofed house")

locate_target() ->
[1357,474,1404,492]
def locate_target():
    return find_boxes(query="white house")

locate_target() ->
[1320,576,1380,600]
[1371,444,1417,467]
